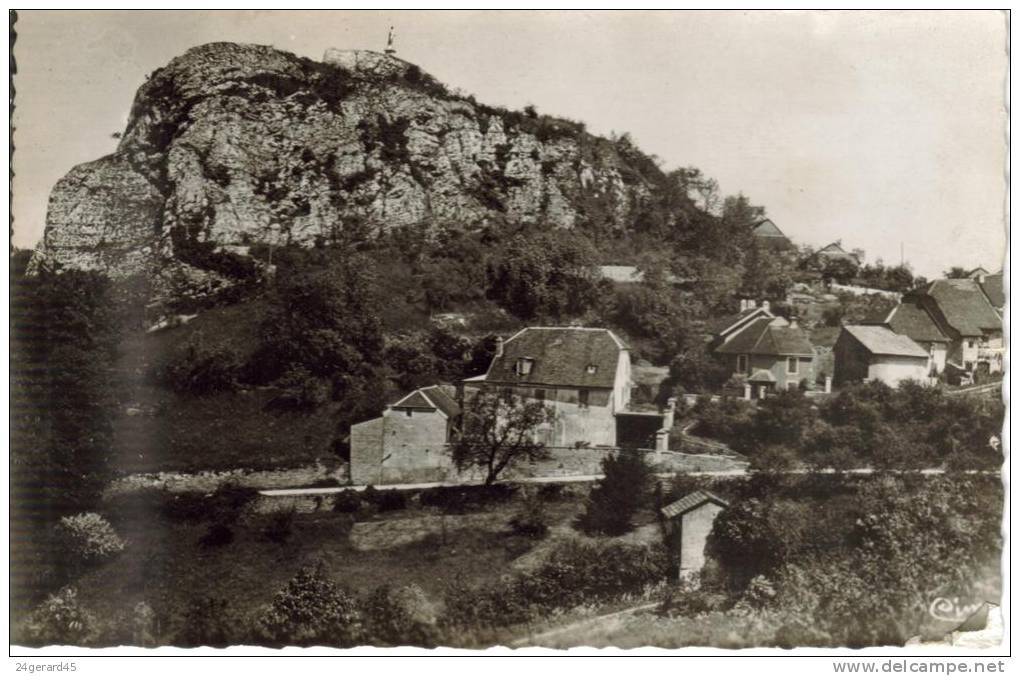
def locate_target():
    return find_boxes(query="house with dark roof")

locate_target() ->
[977,271,1005,312]
[750,219,795,251]
[350,384,462,485]
[910,279,1003,374]
[833,325,930,387]
[865,299,950,375]
[705,299,775,347]
[711,311,815,397]
[464,327,632,447]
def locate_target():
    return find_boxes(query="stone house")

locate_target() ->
[349,385,460,485]
[661,490,730,577]
[833,325,930,388]
[711,311,815,398]
[463,327,633,448]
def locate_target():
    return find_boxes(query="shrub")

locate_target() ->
[508,492,549,537]
[332,489,362,513]
[418,484,517,513]
[58,512,125,566]
[256,563,362,647]
[362,487,407,513]
[208,482,259,522]
[577,451,652,535]
[23,587,99,646]
[158,335,240,395]
[361,584,439,647]
[268,365,331,412]
[263,508,295,544]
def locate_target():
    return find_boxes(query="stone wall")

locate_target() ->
[104,460,348,498]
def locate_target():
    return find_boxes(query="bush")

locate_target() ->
[158,335,240,395]
[360,584,439,647]
[256,563,362,647]
[577,451,652,535]
[268,365,331,412]
[263,509,295,544]
[443,541,668,629]
[508,492,549,538]
[58,512,125,566]
[362,487,407,513]
[418,484,517,513]
[332,489,363,513]
[23,587,99,646]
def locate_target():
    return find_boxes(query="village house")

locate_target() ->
[970,268,1005,313]
[710,306,816,398]
[865,299,950,376]
[907,278,1003,375]
[811,241,862,265]
[750,218,795,252]
[349,384,461,485]
[832,325,930,387]
[704,299,777,347]
[463,326,638,448]
[661,490,730,580]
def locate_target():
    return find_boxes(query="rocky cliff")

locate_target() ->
[34,42,674,300]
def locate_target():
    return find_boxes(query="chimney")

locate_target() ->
[749,299,757,309]
[495,336,504,358]
[762,300,770,313]
[739,299,748,312]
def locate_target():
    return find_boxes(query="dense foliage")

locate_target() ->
[577,451,653,535]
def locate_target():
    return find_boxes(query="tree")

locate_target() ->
[944,267,971,279]
[822,256,859,285]
[488,229,602,319]
[256,562,362,647]
[58,512,125,568]
[450,391,554,485]
[669,344,731,393]
[253,257,383,384]
[577,451,653,535]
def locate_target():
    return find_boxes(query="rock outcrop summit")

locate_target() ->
[33,42,675,301]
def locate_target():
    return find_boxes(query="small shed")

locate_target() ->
[833,325,929,387]
[661,490,730,576]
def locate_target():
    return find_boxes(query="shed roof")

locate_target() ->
[483,327,626,389]
[661,490,730,519]
[842,325,929,358]
[715,318,815,357]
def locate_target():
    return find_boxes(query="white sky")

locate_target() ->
[11,10,1008,278]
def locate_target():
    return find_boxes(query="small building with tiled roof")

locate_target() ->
[711,310,815,396]
[350,384,462,485]
[661,490,730,576]
[705,299,777,347]
[865,300,950,375]
[465,327,633,448]
[833,325,930,387]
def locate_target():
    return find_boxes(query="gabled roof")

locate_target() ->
[924,279,1001,336]
[813,242,860,262]
[391,385,461,418]
[979,272,1004,310]
[751,219,786,238]
[705,306,774,338]
[841,325,929,358]
[661,490,729,519]
[715,317,815,357]
[870,301,949,344]
[748,369,777,383]
[483,327,626,389]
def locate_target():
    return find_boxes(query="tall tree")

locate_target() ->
[450,392,554,485]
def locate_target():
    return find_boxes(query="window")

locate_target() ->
[578,389,590,409]
[586,364,598,375]
[737,354,749,374]
[535,388,546,403]
[516,358,534,376]
[405,409,413,417]
[787,357,798,375]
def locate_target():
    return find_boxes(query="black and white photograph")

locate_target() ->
[8,9,1009,658]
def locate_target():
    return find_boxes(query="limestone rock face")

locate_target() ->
[36,42,669,301]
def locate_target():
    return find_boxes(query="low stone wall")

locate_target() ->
[104,461,349,498]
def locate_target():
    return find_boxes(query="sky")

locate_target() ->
[11,10,1008,278]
